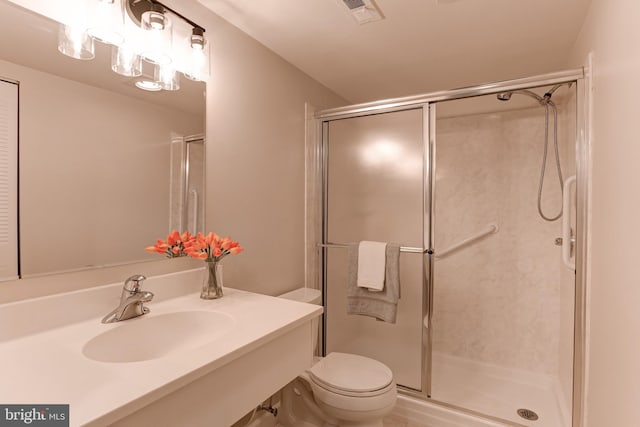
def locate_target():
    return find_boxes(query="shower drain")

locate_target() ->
[517,408,539,421]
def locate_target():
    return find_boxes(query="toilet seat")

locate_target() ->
[309,352,394,397]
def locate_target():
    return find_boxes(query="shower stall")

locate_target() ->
[170,134,206,235]
[309,69,588,427]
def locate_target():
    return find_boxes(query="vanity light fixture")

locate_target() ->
[125,0,172,66]
[134,79,162,91]
[57,0,209,91]
[185,27,210,81]
[86,0,126,46]
[155,64,180,91]
[111,44,142,76]
[190,28,205,49]
[57,25,95,60]
[141,3,167,31]
[126,0,206,77]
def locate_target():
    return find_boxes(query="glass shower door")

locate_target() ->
[324,108,425,391]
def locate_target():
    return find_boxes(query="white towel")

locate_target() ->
[347,243,401,323]
[357,241,387,291]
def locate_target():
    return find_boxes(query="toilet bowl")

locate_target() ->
[278,288,397,427]
[305,352,397,426]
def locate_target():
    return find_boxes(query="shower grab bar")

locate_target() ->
[318,242,429,254]
[435,223,499,259]
[562,175,576,270]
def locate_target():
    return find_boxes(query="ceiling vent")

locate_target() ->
[342,0,384,25]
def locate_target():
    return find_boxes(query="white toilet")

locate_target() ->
[279,288,397,427]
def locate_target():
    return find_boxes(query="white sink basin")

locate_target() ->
[82,310,235,363]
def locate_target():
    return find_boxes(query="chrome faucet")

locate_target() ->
[102,274,154,323]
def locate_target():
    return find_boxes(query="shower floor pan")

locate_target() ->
[428,352,569,427]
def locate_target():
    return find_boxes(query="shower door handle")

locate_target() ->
[562,175,576,271]
[189,189,198,232]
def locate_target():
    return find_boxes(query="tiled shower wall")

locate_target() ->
[432,101,575,389]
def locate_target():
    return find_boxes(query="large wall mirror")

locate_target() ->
[0,0,206,278]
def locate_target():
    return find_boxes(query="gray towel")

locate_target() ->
[346,242,401,323]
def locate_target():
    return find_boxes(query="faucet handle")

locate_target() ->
[124,274,147,293]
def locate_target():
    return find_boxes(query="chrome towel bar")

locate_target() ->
[318,243,430,254]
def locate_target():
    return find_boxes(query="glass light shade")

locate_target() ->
[58,25,95,60]
[111,45,142,76]
[141,6,167,31]
[184,39,210,82]
[140,11,173,65]
[135,79,162,91]
[155,64,180,91]
[190,28,205,49]
[87,0,125,45]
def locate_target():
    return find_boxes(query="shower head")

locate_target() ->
[497,83,570,104]
[496,89,545,104]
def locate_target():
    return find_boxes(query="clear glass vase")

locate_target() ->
[201,260,223,299]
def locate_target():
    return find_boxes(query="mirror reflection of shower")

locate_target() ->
[496,84,570,221]
[170,135,206,234]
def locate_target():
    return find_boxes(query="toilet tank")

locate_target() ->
[279,287,322,356]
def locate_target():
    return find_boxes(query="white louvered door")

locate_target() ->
[0,79,18,280]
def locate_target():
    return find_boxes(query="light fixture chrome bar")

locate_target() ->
[126,0,206,33]
[318,242,428,253]
[316,68,584,120]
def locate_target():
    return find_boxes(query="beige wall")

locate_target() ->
[569,1,640,426]
[171,2,348,297]
[0,1,345,301]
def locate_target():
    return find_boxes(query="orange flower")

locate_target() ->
[220,237,232,250]
[146,230,243,262]
[167,230,181,246]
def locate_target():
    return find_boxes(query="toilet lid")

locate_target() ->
[309,352,393,393]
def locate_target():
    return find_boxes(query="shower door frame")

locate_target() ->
[315,68,589,427]
[170,134,206,234]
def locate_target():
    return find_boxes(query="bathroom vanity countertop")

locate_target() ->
[0,280,322,426]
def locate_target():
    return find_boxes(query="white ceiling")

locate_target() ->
[198,0,591,103]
